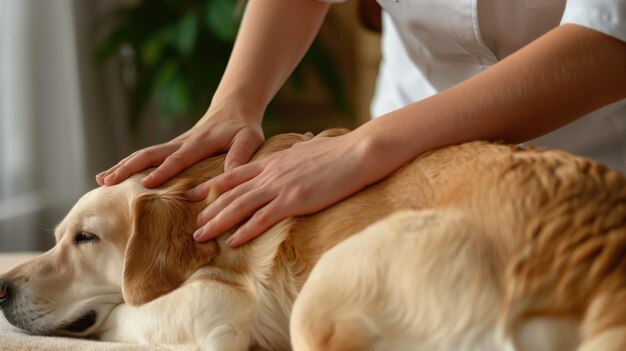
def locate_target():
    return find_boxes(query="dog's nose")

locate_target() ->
[0,280,10,306]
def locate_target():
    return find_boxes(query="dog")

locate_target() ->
[0,129,625,351]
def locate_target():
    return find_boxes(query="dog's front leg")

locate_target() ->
[99,280,255,351]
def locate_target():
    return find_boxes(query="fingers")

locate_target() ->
[96,121,264,188]
[225,198,290,248]
[193,187,275,242]
[194,178,255,227]
[96,153,135,185]
[224,129,263,172]
[185,163,262,202]
[141,139,218,188]
[185,180,213,202]
[98,145,179,186]
[97,150,147,185]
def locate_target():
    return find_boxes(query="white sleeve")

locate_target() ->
[560,0,626,42]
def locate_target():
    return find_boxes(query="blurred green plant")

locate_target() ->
[95,0,345,131]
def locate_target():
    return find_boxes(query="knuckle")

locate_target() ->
[190,129,210,141]
[236,225,250,240]
[229,198,246,212]
[236,138,260,150]
[288,186,309,201]
[210,196,228,211]
[115,164,129,175]
[166,153,188,166]
[210,174,231,191]
[238,221,257,238]
[197,182,211,195]
[196,211,207,226]
[253,210,270,227]
[222,170,239,183]
[137,148,156,160]
[210,180,225,194]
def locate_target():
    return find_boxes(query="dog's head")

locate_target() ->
[0,130,338,336]
[0,174,219,336]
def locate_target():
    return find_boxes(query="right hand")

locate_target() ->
[95,108,264,189]
[186,129,385,247]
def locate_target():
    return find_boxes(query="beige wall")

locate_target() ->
[269,1,381,134]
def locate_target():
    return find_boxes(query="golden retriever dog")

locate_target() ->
[0,129,625,351]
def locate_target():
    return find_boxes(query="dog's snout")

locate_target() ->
[0,280,11,306]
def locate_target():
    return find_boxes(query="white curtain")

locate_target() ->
[0,0,90,251]
[0,0,194,252]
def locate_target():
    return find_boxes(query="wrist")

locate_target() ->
[351,116,431,184]
[349,126,403,185]
[203,92,266,125]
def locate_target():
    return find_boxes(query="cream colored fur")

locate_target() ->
[1,129,625,351]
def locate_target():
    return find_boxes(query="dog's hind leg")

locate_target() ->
[291,209,507,351]
[575,288,626,351]
[200,324,251,351]
[576,327,626,351]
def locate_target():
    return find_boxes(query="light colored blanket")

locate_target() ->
[0,253,164,351]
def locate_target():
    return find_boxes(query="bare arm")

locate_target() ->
[97,0,330,187]
[356,23,626,183]
[191,24,626,246]
[210,0,330,118]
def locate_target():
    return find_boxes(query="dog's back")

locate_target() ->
[289,141,626,351]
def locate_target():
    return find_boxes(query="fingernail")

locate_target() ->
[225,235,236,247]
[193,228,204,241]
[229,161,241,171]
[104,172,116,184]
[141,175,153,187]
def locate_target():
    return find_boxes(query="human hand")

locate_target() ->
[186,130,388,247]
[95,108,264,188]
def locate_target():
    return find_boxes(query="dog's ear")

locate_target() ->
[122,192,218,306]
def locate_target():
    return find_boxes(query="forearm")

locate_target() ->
[356,24,626,182]
[208,0,330,118]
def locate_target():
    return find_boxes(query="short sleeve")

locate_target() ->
[560,0,626,43]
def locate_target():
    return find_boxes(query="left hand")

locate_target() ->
[186,130,384,247]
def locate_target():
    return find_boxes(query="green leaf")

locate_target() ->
[95,0,346,132]
[205,0,240,42]
[141,35,165,66]
[156,76,193,119]
[154,60,179,87]
[176,11,200,56]
[129,68,156,132]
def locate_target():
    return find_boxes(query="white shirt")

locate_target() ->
[323,0,626,174]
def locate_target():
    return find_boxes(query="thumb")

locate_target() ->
[225,129,263,172]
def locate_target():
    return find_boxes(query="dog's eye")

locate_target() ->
[73,232,100,245]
